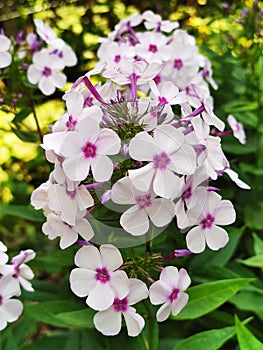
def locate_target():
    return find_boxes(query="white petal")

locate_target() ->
[204,225,229,251]
[186,226,206,253]
[74,218,94,242]
[170,144,196,175]
[153,169,180,199]
[147,198,175,227]
[94,308,122,336]
[149,280,170,305]
[127,279,148,305]
[120,206,149,236]
[214,200,236,225]
[59,229,78,249]
[160,266,179,289]
[86,282,115,311]
[156,302,172,322]
[66,90,84,116]
[100,244,123,271]
[76,185,94,210]
[154,124,184,153]
[0,35,11,51]
[111,176,137,205]
[129,131,159,161]
[95,129,121,155]
[70,268,97,296]
[52,72,67,88]
[0,299,23,322]
[39,77,56,95]
[60,132,84,157]
[27,65,42,84]
[0,52,12,68]
[128,164,155,192]
[171,293,189,316]
[74,245,102,269]
[91,155,113,182]
[123,308,145,336]
[62,155,90,181]
[178,268,191,291]
[109,270,129,299]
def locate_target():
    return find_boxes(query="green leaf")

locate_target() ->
[64,331,80,350]
[55,309,95,328]
[0,204,45,222]
[173,278,254,320]
[12,108,32,124]
[24,300,92,328]
[222,142,256,155]
[237,255,263,269]
[230,290,263,321]
[235,315,263,350]
[253,233,263,255]
[173,317,253,350]
[22,333,67,350]
[1,330,19,350]
[11,127,40,143]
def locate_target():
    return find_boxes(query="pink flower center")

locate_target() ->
[169,288,180,302]
[149,44,158,53]
[182,186,192,201]
[113,297,128,312]
[95,267,110,283]
[154,75,161,85]
[173,59,183,70]
[114,55,121,63]
[158,96,168,104]
[66,116,77,131]
[200,213,214,229]
[135,193,152,210]
[42,66,52,77]
[82,142,97,158]
[153,152,170,170]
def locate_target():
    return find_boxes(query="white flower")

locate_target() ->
[0,34,12,68]
[70,244,129,311]
[60,118,121,182]
[142,10,179,32]
[149,266,191,322]
[0,241,8,265]
[186,191,236,253]
[128,124,196,198]
[227,115,246,145]
[42,213,94,249]
[111,176,176,235]
[94,278,148,336]
[27,49,66,95]
[0,276,23,331]
[0,250,36,294]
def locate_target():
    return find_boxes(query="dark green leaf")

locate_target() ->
[230,290,263,321]
[253,233,263,255]
[237,255,263,269]
[12,108,32,124]
[235,315,263,350]
[55,309,95,328]
[11,127,40,143]
[173,317,253,350]
[0,204,45,222]
[173,278,254,320]
[24,300,86,328]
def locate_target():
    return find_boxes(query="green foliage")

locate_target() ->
[173,278,254,320]
[235,315,263,350]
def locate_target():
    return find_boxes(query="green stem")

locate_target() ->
[31,99,43,142]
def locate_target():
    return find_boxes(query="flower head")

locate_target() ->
[149,266,191,322]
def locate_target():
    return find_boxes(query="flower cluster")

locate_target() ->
[30,11,249,336]
[0,241,35,331]
[0,18,77,102]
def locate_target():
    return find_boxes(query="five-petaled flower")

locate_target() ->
[149,266,191,322]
